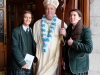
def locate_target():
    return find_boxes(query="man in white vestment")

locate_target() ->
[33,0,67,75]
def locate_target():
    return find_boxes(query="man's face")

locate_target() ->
[45,4,56,20]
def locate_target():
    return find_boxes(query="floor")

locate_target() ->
[0,71,5,75]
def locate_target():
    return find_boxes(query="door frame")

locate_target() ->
[0,0,7,73]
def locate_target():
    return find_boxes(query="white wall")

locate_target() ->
[89,0,100,74]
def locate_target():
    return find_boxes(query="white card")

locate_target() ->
[24,53,34,69]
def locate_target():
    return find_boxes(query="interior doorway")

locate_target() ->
[6,0,77,75]
[0,0,90,75]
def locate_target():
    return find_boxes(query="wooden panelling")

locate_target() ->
[78,0,90,27]
[57,0,79,25]
[0,51,5,70]
[74,0,78,9]
[33,0,44,22]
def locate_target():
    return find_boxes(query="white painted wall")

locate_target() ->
[89,0,100,75]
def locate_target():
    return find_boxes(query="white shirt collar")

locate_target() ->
[22,25,29,32]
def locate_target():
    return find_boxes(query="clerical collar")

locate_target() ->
[22,25,29,32]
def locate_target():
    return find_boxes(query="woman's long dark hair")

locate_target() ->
[68,9,83,40]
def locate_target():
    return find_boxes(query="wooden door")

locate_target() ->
[78,0,90,27]
[0,0,7,72]
[6,1,24,74]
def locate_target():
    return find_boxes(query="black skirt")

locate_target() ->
[10,69,33,75]
[74,72,88,75]
[63,71,88,75]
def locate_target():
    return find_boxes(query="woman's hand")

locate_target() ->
[60,28,66,37]
[22,64,28,69]
[68,37,73,46]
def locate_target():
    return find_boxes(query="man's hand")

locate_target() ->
[60,28,66,37]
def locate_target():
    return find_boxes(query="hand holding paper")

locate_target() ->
[24,54,34,69]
